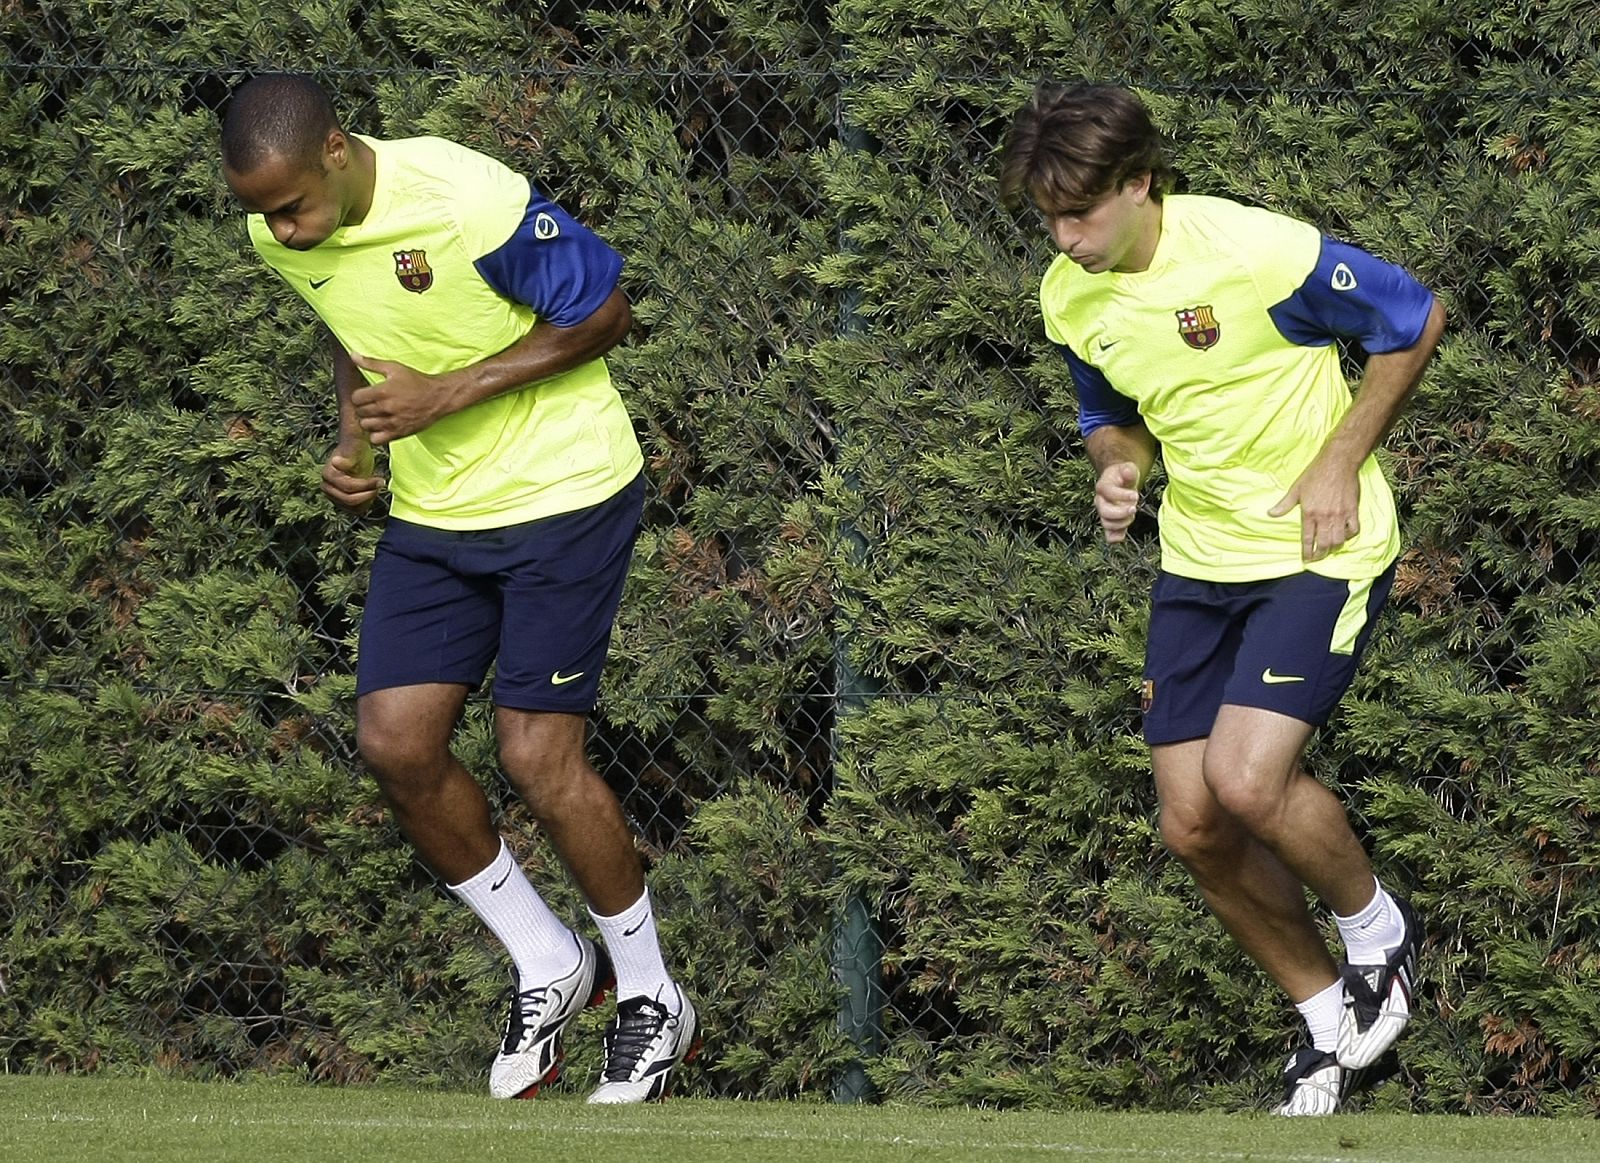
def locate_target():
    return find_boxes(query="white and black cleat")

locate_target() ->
[586,983,700,1104]
[1337,896,1422,1069]
[1275,1046,1348,1116]
[490,933,614,1099]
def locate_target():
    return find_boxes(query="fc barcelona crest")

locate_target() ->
[394,249,433,293]
[1175,304,1220,350]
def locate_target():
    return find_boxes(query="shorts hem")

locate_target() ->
[1222,696,1328,728]
[1143,727,1209,747]
[490,697,597,715]
[356,675,482,698]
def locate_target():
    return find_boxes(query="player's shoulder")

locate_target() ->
[1162,195,1324,303]
[1039,252,1099,342]
[1039,251,1079,300]
[374,133,494,165]
[368,135,527,203]
[1164,194,1318,260]
[245,212,273,250]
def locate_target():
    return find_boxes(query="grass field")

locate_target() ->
[4,1075,1599,1163]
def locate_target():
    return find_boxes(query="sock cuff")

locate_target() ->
[1295,978,1345,1053]
[1333,876,1386,925]
[1294,978,1344,1016]
[446,838,512,895]
[590,886,651,928]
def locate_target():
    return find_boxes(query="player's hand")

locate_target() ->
[349,353,448,445]
[1094,461,1142,544]
[1270,457,1361,562]
[322,439,385,515]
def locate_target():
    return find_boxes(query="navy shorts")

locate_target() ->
[356,474,644,712]
[1141,562,1395,746]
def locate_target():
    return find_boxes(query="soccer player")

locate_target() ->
[220,74,697,1104]
[1001,81,1445,1115]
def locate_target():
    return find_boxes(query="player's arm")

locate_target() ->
[348,289,630,446]
[1266,240,1446,562]
[1086,421,1158,544]
[1272,295,1444,547]
[322,335,386,514]
[350,183,630,446]
[1061,341,1155,545]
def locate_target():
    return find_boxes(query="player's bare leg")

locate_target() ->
[1200,705,1376,917]
[357,685,610,1099]
[494,708,643,914]
[1154,733,1350,1115]
[356,682,497,881]
[1152,739,1339,1001]
[496,707,697,1103]
[1198,708,1426,1076]
[1153,708,1405,1114]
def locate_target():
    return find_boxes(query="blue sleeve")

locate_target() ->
[1059,342,1141,438]
[473,181,624,327]
[1268,237,1434,353]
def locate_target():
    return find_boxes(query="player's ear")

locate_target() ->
[323,127,348,170]
[1125,170,1153,202]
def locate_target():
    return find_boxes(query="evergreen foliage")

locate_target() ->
[3,0,1597,1112]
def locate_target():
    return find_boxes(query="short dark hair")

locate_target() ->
[999,80,1173,209]
[220,74,341,175]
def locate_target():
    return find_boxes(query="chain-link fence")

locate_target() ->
[5,1,1599,1112]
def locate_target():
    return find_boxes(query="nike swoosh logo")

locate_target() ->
[1261,668,1306,685]
[622,918,646,937]
[310,276,333,290]
[490,868,512,891]
[551,670,585,686]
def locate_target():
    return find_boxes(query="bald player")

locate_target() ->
[221,74,696,1104]
[1001,80,1445,1115]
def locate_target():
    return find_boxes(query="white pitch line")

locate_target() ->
[13,1109,1381,1163]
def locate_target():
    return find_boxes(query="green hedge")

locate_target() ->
[3,0,1597,1113]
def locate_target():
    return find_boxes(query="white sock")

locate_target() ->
[1334,877,1405,964]
[1296,979,1345,1053]
[448,839,576,989]
[590,887,672,1004]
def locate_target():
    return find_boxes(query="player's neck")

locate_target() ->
[1115,200,1164,273]
[341,136,378,228]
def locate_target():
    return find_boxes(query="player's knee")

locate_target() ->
[1201,757,1286,833]
[1158,803,1231,867]
[498,714,591,812]
[356,718,441,793]
[501,742,588,816]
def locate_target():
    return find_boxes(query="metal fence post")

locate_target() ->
[831,94,885,1101]
[833,873,884,1102]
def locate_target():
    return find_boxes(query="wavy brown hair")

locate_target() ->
[999,80,1173,209]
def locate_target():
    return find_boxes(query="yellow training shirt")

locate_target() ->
[248,134,643,530]
[1042,195,1434,582]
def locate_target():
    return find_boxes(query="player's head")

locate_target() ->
[221,73,338,176]
[1000,80,1172,211]
[1000,81,1172,273]
[220,74,363,251]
